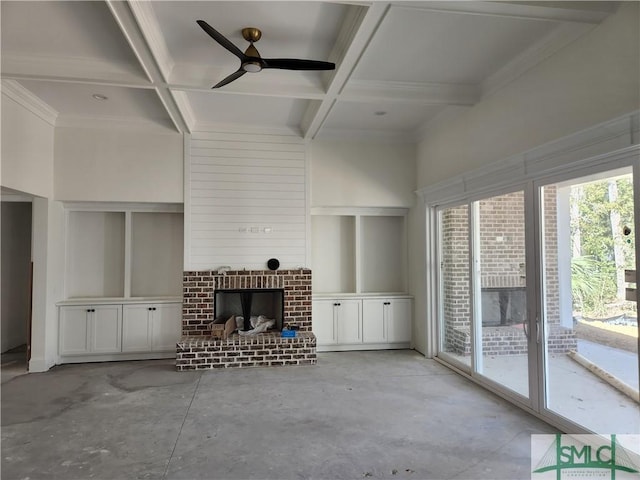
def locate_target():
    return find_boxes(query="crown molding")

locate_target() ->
[481,22,595,99]
[393,1,615,24]
[127,1,175,83]
[417,111,640,205]
[342,80,479,106]
[1,79,58,126]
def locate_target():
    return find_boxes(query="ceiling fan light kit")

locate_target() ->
[197,20,335,88]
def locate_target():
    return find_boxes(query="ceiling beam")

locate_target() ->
[0,54,150,87]
[301,2,391,140]
[170,82,327,101]
[105,0,188,133]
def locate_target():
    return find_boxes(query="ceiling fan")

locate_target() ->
[197,20,336,89]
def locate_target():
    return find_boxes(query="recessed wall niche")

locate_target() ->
[311,208,407,295]
[65,206,183,299]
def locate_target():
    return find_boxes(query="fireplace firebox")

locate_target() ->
[215,288,284,332]
[178,269,316,370]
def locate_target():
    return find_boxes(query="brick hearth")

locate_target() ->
[178,269,315,369]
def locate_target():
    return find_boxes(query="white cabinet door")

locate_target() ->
[60,305,122,355]
[312,300,337,345]
[387,299,412,343]
[336,299,361,344]
[362,299,386,343]
[91,305,122,353]
[59,306,91,355]
[151,303,182,351]
[122,304,152,352]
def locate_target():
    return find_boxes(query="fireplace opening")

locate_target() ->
[214,289,284,332]
[481,287,526,326]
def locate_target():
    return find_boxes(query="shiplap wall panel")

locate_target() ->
[188,132,307,270]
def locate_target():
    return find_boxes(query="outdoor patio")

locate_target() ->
[446,339,639,434]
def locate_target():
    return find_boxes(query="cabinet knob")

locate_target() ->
[384,302,391,305]
[334,303,341,306]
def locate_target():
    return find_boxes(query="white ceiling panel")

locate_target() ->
[151,1,347,88]
[0,1,147,82]
[17,81,170,123]
[185,90,310,132]
[323,100,444,135]
[352,5,559,84]
[0,1,614,140]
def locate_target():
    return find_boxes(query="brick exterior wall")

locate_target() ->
[179,269,315,369]
[450,324,575,357]
[441,189,576,356]
[176,332,317,370]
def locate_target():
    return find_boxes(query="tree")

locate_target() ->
[572,174,634,316]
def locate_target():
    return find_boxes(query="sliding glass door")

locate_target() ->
[538,167,639,433]
[437,189,533,403]
[473,191,530,399]
[436,163,639,432]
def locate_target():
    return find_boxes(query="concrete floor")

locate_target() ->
[1,350,557,480]
[445,340,640,435]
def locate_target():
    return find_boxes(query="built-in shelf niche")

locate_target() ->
[131,212,184,297]
[65,205,183,299]
[311,215,356,293]
[67,211,125,298]
[311,208,407,295]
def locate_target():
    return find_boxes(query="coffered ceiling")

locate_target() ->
[0,1,618,141]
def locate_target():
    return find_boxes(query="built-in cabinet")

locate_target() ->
[59,304,122,355]
[59,301,181,362]
[122,303,182,353]
[313,297,412,351]
[311,207,412,351]
[59,203,184,364]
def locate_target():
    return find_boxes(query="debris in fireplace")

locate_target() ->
[237,315,276,335]
[208,315,236,340]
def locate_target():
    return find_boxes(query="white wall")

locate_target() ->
[416,2,640,188]
[310,139,416,207]
[1,94,55,198]
[187,131,307,271]
[1,202,32,353]
[29,197,65,372]
[54,128,183,203]
[411,2,640,357]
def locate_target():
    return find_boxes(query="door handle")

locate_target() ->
[523,320,530,340]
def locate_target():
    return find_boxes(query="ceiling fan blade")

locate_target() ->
[261,58,335,71]
[197,20,245,60]
[213,69,247,89]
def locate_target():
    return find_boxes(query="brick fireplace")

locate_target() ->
[177,269,316,370]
